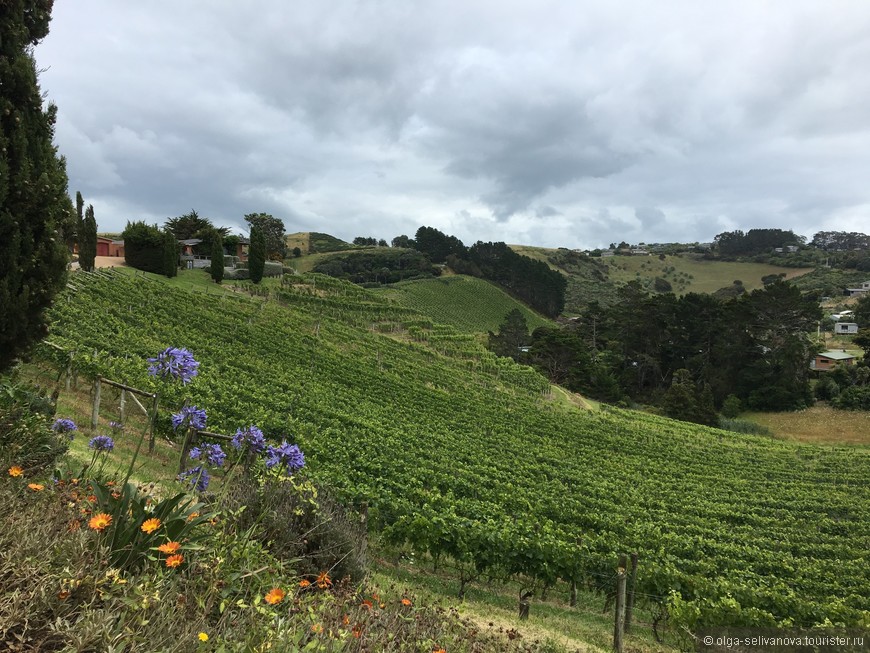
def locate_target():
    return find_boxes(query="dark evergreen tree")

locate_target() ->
[210,231,224,283]
[487,309,530,360]
[249,224,266,284]
[79,204,97,272]
[162,230,178,278]
[244,212,286,260]
[0,1,71,371]
[122,221,165,274]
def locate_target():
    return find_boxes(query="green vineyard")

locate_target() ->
[42,270,870,632]
[373,275,553,334]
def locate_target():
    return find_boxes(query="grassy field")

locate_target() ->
[603,255,812,294]
[744,405,870,447]
[373,275,554,334]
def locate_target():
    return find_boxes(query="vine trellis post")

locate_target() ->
[90,377,159,452]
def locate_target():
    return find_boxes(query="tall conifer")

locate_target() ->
[0,1,72,371]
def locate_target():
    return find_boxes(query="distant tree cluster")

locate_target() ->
[811,231,870,251]
[714,228,804,257]
[352,236,388,247]
[491,281,821,418]
[313,249,437,284]
[408,226,566,318]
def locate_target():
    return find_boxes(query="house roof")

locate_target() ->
[836,322,858,327]
[818,350,856,360]
[178,238,202,246]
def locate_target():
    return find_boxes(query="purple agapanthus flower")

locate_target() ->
[189,443,226,468]
[88,435,115,452]
[264,441,305,473]
[231,425,266,453]
[171,405,207,431]
[178,465,210,493]
[109,421,123,431]
[147,347,200,385]
[52,418,77,438]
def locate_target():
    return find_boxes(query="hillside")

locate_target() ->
[41,269,870,635]
[510,245,813,313]
[373,275,554,334]
[285,231,354,255]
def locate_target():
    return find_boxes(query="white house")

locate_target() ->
[835,322,859,335]
[845,281,870,297]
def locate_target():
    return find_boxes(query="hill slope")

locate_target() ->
[373,275,554,334]
[42,270,870,632]
[510,246,813,312]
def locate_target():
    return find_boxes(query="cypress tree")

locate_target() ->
[210,231,224,283]
[74,191,84,249]
[249,224,266,284]
[163,230,178,278]
[0,1,72,371]
[79,204,97,272]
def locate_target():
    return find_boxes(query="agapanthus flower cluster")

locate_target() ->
[88,435,115,452]
[109,420,123,431]
[178,465,210,493]
[52,418,77,438]
[265,441,305,473]
[148,347,200,385]
[172,405,208,431]
[189,443,226,467]
[231,425,266,453]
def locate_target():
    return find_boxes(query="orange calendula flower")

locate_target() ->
[111,491,121,500]
[88,513,112,531]
[8,466,23,477]
[157,541,181,554]
[310,624,323,634]
[299,579,311,588]
[165,554,184,568]
[361,599,373,610]
[316,570,332,588]
[186,512,200,522]
[264,588,285,605]
[28,483,44,491]
[401,598,412,606]
[433,649,446,653]
[87,495,97,503]
[342,614,350,625]
[140,518,161,534]
[352,626,362,638]
[68,520,81,532]
[57,590,70,600]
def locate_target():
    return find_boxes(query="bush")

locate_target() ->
[814,376,841,401]
[720,394,742,419]
[122,221,166,274]
[0,381,66,472]
[718,418,772,437]
[832,385,870,410]
[224,476,368,583]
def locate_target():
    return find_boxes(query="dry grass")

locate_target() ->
[744,405,870,447]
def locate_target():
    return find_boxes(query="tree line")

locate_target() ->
[491,280,824,422]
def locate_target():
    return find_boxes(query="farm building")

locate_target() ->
[844,281,870,297]
[87,237,124,257]
[834,322,859,335]
[811,350,856,371]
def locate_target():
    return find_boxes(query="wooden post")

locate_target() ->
[625,553,639,633]
[614,559,627,653]
[178,427,195,474]
[149,395,158,454]
[65,354,73,391]
[91,378,101,429]
[519,589,533,621]
[570,579,578,607]
[119,389,126,424]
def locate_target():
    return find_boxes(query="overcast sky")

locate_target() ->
[35,1,870,249]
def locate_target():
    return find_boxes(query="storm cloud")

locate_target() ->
[36,1,870,248]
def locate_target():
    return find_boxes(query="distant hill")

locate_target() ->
[285,232,354,254]
[374,275,554,334]
[510,245,813,313]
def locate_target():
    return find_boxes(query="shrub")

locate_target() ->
[720,394,742,419]
[223,476,368,583]
[122,221,165,274]
[718,418,772,437]
[814,376,841,401]
[0,381,66,472]
[832,385,870,410]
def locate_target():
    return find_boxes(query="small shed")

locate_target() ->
[811,350,856,371]
[834,322,859,335]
